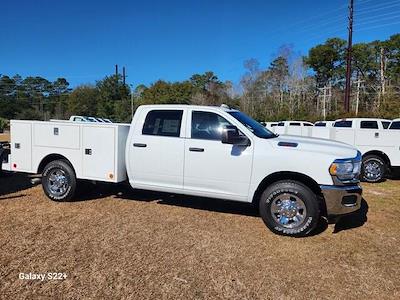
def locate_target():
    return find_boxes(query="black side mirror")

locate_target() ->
[221,125,250,146]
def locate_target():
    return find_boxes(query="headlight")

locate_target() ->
[329,151,362,181]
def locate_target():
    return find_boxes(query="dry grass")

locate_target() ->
[0,174,399,299]
[0,132,10,142]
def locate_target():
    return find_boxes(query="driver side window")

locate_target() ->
[191,111,231,140]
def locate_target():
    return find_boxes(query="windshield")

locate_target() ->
[228,111,277,139]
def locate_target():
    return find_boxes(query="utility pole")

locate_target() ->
[379,47,386,108]
[131,92,134,118]
[122,67,126,85]
[318,84,332,121]
[322,87,327,121]
[344,0,354,113]
[354,78,364,116]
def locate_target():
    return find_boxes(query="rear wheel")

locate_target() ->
[42,160,76,201]
[361,155,386,183]
[259,180,320,237]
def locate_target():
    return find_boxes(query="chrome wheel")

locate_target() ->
[364,160,382,181]
[270,193,307,229]
[47,169,68,197]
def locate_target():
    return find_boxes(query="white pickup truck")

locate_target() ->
[0,105,363,237]
[273,118,400,183]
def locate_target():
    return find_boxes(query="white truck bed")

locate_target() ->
[8,120,130,183]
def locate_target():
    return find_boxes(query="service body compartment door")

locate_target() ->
[10,122,32,172]
[33,123,80,149]
[82,126,115,181]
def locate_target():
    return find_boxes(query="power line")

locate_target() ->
[355,14,400,27]
[356,10,400,23]
[355,20,400,31]
[356,3,400,16]
[356,0,400,12]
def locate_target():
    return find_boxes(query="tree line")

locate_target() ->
[1,33,399,131]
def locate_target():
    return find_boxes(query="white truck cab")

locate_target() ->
[314,121,335,127]
[334,118,392,130]
[274,120,314,136]
[389,119,400,130]
[1,105,363,237]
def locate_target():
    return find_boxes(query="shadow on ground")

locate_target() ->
[75,181,259,217]
[333,198,368,233]
[0,172,33,198]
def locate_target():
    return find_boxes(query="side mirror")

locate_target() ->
[221,125,250,146]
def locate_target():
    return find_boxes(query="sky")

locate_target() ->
[1,0,399,88]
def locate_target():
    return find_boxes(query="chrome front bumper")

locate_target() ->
[320,184,362,216]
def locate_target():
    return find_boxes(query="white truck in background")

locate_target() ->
[271,118,400,183]
[0,105,363,237]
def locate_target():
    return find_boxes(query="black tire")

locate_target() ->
[42,160,76,201]
[259,180,320,237]
[361,155,386,183]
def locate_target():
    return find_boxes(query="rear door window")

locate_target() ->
[289,122,301,126]
[360,121,378,129]
[389,121,400,130]
[142,110,183,137]
[315,123,326,127]
[334,121,352,128]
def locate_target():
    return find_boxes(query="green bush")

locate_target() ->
[0,117,9,132]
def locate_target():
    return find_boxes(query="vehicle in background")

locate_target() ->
[269,117,400,182]
[277,121,314,127]
[69,116,113,123]
[69,116,91,122]
[333,118,392,130]
[1,104,362,237]
[264,122,279,128]
[389,118,400,130]
[274,121,314,136]
[314,121,335,127]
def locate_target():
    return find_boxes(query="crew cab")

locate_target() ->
[0,105,362,237]
[334,118,392,130]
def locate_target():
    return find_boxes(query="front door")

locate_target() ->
[183,110,253,201]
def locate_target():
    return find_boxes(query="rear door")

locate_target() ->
[333,120,355,144]
[183,110,253,201]
[130,109,186,190]
[355,120,380,146]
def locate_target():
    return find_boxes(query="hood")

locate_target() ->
[271,134,358,159]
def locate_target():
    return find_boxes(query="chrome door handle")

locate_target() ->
[189,147,204,152]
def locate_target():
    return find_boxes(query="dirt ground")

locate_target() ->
[0,132,10,142]
[0,173,399,299]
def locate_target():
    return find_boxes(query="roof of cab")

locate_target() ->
[335,118,391,122]
[138,104,239,112]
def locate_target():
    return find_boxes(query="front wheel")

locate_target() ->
[259,180,320,237]
[361,155,386,183]
[42,160,76,201]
